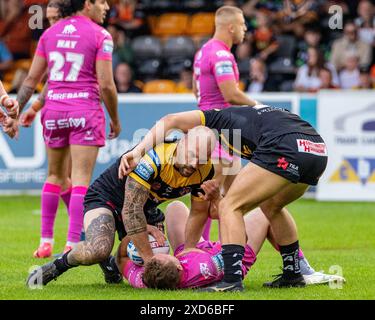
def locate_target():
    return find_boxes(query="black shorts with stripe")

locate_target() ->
[83,163,165,241]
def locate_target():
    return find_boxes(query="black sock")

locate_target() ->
[53,252,77,273]
[222,244,245,283]
[279,241,301,279]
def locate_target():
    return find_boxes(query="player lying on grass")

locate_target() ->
[118,106,334,291]
[117,194,345,289]
[27,125,345,288]
[26,127,218,287]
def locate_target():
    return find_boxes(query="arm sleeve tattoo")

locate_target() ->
[17,85,35,113]
[122,176,150,236]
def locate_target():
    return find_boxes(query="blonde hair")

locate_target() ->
[215,5,243,26]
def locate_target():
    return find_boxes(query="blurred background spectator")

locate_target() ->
[0,40,13,80]
[339,52,361,89]
[2,0,374,94]
[107,23,135,71]
[176,68,193,93]
[0,0,32,60]
[114,62,142,93]
[330,21,372,71]
[245,57,275,92]
[318,67,338,90]
[109,0,148,38]
[294,47,338,92]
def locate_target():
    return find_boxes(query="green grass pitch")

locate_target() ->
[0,196,374,300]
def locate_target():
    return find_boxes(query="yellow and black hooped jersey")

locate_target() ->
[129,141,215,207]
[199,106,320,160]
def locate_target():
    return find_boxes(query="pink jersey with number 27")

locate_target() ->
[35,15,113,111]
[193,39,239,111]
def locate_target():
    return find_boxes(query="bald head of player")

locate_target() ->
[214,6,247,47]
[174,126,217,177]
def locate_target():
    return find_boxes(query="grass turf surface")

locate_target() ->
[0,196,374,300]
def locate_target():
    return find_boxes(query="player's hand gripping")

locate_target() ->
[146,225,166,247]
[2,117,19,139]
[1,96,19,119]
[198,179,221,201]
[118,150,142,179]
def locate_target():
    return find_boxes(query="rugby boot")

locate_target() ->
[99,256,123,284]
[33,242,53,258]
[263,273,306,288]
[197,280,244,292]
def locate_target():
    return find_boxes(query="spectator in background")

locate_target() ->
[235,41,252,79]
[295,27,329,67]
[294,47,325,92]
[357,68,373,89]
[176,68,193,93]
[371,65,375,88]
[330,21,372,71]
[109,0,147,38]
[319,67,339,90]
[114,62,142,93]
[0,40,13,80]
[245,57,271,93]
[275,0,319,38]
[339,52,361,89]
[354,0,375,47]
[0,0,32,60]
[107,23,134,71]
[250,11,278,63]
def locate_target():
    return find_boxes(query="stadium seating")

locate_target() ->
[152,13,189,37]
[187,12,215,37]
[142,79,177,93]
[268,35,297,75]
[135,58,163,80]
[163,36,196,58]
[131,36,163,59]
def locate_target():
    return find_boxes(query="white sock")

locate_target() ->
[41,238,54,245]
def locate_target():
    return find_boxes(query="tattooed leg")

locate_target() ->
[67,208,115,266]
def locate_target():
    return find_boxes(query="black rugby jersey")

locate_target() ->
[200,105,320,160]
[92,141,214,212]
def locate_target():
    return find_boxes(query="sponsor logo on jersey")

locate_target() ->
[62,24,77,35]
[47,90,89,100]
[200,263,213,279]
[215,50,231,58]
[101,29,111,37]
[297,139,328,156]
[134,159,154,181]
[215,60,234,76]
[103,40,114,53]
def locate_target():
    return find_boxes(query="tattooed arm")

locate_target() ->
[122,176,154,262]
[17,55,47,114]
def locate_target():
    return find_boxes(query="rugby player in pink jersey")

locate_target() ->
[15,0,121,257]
[193,6,259,240]
[118,198,344,290]
[117,200,257,290]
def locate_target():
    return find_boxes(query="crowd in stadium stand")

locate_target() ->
[0,0,374,94]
